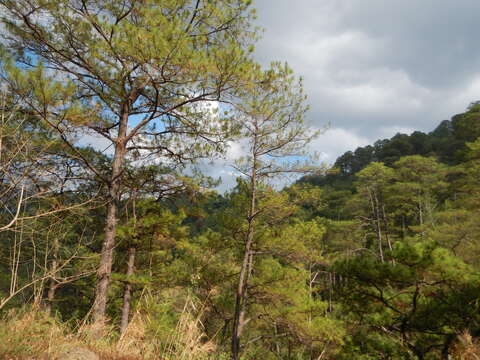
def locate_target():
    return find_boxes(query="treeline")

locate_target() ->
[0,1,480,360]
[301,102,480,189]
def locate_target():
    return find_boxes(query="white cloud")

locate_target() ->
[447,75,480,111]
[377,126,416,139]
[78,130,113,154]
[72,1,480,191]
[323,68,431,113]
[309,127,370,163]
[254,0,480,144]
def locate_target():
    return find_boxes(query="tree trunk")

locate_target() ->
[232,155,257,360]
[92,107,129,323]
[120,247,136,335]
[441,334,455,360]
[382,205,396,265]
[231,214,255,360]
[418,201,423,227]
[45,236,59,314]
[369,189,384,262]
[373,192,384,263]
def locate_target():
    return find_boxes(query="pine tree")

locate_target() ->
[0,0,258,323]
[229,62,317,359]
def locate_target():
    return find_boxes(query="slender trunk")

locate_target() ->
[382,204,396,265]
[328,272,333,313]
[120,247,136,335]
[382,205,393,252]
[46,279,56,314]
[418,201,423,227]
[46,236,59,314]
[92,107,129,323]
[231,221,254,359]
[441,334,455,360]
[369,189,384,262]
[232,155,257,360]
[373,192,384,262]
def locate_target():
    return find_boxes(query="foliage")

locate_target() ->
[0,1,480,359]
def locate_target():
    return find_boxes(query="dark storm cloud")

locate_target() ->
[339,0,480,88]
[253,0,480,155]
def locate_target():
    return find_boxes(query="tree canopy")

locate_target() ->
[0,1,480,360]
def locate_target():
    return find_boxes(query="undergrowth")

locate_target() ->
[1,306,478,360]
[0,296,225,360]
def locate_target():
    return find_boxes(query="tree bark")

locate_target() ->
[92,106,129,323]
[46,236,59,314]
[418,201,423,227]
[120,247,136,335]
[369,189,384,262]
[373,191,384,263]
[232,154,257,360]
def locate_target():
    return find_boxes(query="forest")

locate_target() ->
[0,1,480,360]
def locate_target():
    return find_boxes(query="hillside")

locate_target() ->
[302,102,480,189]
[1,1,480,359]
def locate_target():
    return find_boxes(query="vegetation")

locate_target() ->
[0,1,479,359]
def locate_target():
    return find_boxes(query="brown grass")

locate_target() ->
[0,298,221,360]
[451,331,480,360]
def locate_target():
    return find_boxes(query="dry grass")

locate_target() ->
[0,298,222,360]
[114,295,218,360]
[160,298,217,360]
[0,307,82,359]
[0,310,47,358]
[451,331,480,360]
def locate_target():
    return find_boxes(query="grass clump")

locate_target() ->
[0,296,222,360]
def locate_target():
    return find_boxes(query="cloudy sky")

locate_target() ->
[253,0,480,163]
[83,1,480,192]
